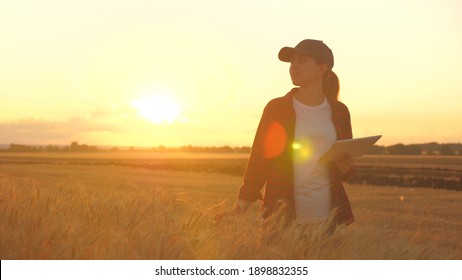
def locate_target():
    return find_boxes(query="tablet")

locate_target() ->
[318,135,382,162]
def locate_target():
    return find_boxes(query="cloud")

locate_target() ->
[0,106,130,145]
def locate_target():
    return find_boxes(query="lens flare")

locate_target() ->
[262,121,287,159]
[293,139,314,163]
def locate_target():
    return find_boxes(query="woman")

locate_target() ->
[234,39,355,226]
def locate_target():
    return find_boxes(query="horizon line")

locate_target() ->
[2,141,462,149]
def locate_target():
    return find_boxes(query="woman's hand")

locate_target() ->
[334,153,355,178]
[214,199,252,224]
[232,199,252,215]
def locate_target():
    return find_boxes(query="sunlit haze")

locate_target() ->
[1,0,461,147]
[132,94,181,124]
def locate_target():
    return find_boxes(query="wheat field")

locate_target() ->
[0,157,461,259]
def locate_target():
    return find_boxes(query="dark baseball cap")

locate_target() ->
[278,39,334,68]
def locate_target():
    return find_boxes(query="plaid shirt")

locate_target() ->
[238,88,355,225]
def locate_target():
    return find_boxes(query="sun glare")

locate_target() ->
[131,94,181,124]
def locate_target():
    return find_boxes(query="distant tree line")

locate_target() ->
[4,142,99,153]
[0,142,251,154]
[367,142,462,156]
[1,141,461,155]
[154,145,251,154]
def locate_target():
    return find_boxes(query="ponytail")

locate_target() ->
[323,70,339,101]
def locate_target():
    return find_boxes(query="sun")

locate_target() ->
[131,94,181,124]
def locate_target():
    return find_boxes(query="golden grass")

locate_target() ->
[1,163,461,259]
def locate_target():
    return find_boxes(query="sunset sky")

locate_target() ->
[1,0,461,147]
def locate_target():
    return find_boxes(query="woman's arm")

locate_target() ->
[335,153,356,180]
[236,104,274,203]
[335,104,356,181]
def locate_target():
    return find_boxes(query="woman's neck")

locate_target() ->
[295,82,325,106]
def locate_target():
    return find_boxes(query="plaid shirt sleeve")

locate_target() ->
[237,104,274,202]
[335,103,356,181]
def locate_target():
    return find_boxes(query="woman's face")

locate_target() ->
[289,53,326,87]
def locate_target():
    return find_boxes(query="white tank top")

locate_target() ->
[292,96,337,224]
